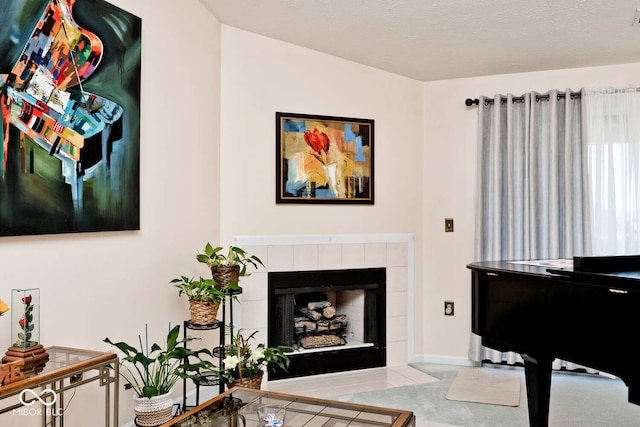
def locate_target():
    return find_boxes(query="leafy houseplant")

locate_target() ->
[197,244,264,289]
[170,276,233,324]
[104,324,215,426]
[170,276,230,303]
[104,324,214,397]
[216,329,291,390]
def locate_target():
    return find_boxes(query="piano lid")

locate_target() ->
[539,255,640,281]
[469,257,640,282]
[573,255,640,273]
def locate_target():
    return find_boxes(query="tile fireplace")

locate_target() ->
[232,234,413,382]
[268,267,386,379]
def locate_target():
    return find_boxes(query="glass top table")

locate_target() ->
[0,346,118,427]
[0,346,117,397]
[162,387,415,427]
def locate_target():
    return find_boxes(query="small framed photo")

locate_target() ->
[276,112,374,204]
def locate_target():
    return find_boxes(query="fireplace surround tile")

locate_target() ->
[232,234,413,379]
[237,271,266,301]
[365,242,388,267]
[387,315,409,342]
[293,244,320,270]
[387,291,409,317]
[387,242,409,267]
[386,341,409,365]
[267,245,294,271]
[236,299,265,331]
[341,243,366,268]
[318,244,343,269]
[387,266,408,292]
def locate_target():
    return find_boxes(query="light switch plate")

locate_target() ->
[445,218,454,232]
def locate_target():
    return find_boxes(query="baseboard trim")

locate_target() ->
[410,354,479,367]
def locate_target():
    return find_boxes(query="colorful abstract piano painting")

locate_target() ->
[0,0,141,236]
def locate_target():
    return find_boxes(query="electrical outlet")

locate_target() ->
[444,300,454,316]
[445,218,454,232]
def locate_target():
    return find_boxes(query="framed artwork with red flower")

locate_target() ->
[276,112,374,204]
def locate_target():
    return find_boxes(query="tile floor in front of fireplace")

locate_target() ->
[262,365,439,399]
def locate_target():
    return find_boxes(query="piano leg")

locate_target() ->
[627,382,640,405]
[521,354,552,427]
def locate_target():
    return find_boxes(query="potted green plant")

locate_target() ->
[169,276,230,325]
[104,324,215,426]
[196,243,264,289]
[215,328,291,390]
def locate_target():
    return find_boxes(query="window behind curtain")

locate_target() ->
[584,87,640,255]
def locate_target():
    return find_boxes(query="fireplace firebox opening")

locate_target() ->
[268,267,386,380]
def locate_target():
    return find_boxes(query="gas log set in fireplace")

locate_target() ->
[295,295,348,349]
[268,268,386,380]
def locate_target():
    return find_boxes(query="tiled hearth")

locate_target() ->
[232,234,414,383]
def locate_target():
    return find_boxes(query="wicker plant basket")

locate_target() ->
[225,334,264,390]
[228,370,263,390]
[189,300,220,325]
[134,391,173,426]
[211,266,240,290]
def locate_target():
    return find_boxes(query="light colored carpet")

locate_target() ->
[333,363,640,427]
[334,364,528,427]
[445,367,520,407]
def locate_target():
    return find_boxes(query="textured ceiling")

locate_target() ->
[197,0,640,82]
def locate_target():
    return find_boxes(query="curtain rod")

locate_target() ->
[465,91,581,107]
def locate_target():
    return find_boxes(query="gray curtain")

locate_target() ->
[470,89,591,365]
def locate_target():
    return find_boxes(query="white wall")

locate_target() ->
[421,63,640,361]
[2,1,222,425]
[218,27,425,239]
[218,27,426,351]
[217,23,640,367]
[4,2,640,423]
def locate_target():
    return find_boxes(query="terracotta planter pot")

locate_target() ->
[211,265,240,290]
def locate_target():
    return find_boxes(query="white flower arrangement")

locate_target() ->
[216,329,291,385]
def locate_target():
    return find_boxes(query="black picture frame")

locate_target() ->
[276,112,374,204]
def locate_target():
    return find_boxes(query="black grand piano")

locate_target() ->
[469,255,640,427]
